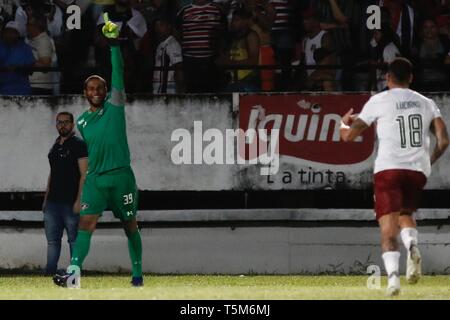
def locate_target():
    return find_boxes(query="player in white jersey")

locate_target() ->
[340,58,449,296]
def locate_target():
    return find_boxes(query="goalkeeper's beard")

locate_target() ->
[87,96,105,109]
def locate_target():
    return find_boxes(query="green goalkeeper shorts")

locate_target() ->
[80,166,138,221]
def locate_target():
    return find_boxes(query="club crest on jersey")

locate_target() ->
[78,119,87,128]
[81,203,89,210]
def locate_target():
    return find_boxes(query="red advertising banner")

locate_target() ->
[239,93,375,165]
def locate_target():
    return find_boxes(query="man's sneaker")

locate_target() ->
[386,272,400,297]
[53,273,70,287]
[406,244,422,284]
[131,276,144,287]
[53,271,80,289]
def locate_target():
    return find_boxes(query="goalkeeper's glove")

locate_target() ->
[102,12,119,39]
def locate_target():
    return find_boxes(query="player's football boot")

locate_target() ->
[131,276,144,287]
[53,271,81,289]
[386,272,400,296]
[406,244,422,284]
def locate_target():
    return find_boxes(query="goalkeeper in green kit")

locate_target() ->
[53,14,143,288]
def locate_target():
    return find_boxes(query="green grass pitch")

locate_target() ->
[0,275,449,299]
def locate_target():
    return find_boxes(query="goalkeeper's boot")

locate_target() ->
[53,271,80,289]
[386,271,400,297]
[406,244,422,284]
[131,276,144,287]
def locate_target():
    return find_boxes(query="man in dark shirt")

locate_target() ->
[42,111,88,275]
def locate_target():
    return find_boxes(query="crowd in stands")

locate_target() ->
[0,0,449,95]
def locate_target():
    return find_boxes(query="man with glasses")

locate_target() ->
[43,111,88,275]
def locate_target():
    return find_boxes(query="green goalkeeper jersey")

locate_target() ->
[77,46,130,175]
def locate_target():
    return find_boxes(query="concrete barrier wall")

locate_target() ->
[1,223,449,274]
[0,95,236,192]
[1,93,450,191]
[1,209,449,274]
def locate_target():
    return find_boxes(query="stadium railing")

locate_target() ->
[2,63,448,93]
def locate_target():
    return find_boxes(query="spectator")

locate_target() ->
[213,0,233,10]
[92,0,115,21]
[177,0,192,9]
[132,1,174,89]
[269,0,294,89]
[0,0,17,27]
[414,18,449,91]
[135,0,174,74]
[345,0,380,91]
[305,47,336,91]
[0,20,35,95]
[435,14,450,38]
[153,16,184,94]
[217,8,260,92]
[27,15,59,95]
[176,0,227,93]
[369,25,401,91]
[311,0,352,52]
[379,0,418,58]
[301,9,335,86]
[135,0,174,27]
[246,0,276,91]
[446,51,450,64]
[55,1,98,93]
[311,0,356,90]
[410,0,449,22]
[46,0,64,38]
[15,0,64,38]
[43,111,87,275]
[96,0,148,93]
[213,0,240,24]
[220,1,275,86]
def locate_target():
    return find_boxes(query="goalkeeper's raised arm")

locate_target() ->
[55,15,143,290]
[102,13,125,105]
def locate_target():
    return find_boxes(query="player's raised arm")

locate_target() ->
[102,13,125,106]
[430,117,449,165]
[340,108,369,142]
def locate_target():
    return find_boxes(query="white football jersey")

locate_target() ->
[358,88,442,177]
[153,36,183,94]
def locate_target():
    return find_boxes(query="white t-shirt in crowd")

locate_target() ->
[15,5,64,38]
[153,36,183,94]
[303,30,327,77]
[358,88,442,177]
[377,42,400,91]
[27,32,58,91]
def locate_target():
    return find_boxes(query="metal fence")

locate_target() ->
[1,63,449,94]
